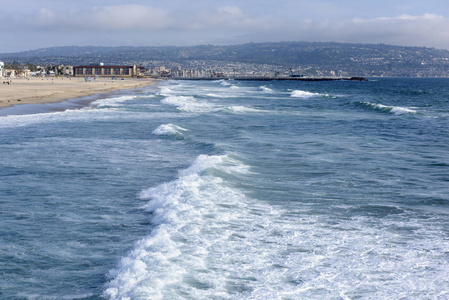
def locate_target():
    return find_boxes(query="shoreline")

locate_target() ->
[0,77,158,110]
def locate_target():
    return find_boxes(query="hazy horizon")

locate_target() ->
[3,40,449,55]
[1,0,448,52]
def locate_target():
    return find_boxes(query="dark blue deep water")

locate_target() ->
[1,78,448,299]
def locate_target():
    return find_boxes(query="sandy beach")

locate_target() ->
[0,77,157,109]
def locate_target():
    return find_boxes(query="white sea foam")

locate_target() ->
[161,95,219,113]
[290,89,321,98]
[0,107,102,129]
[224,106,265,114]
[91,95,137,108]
[158,86,174,95]
[157,85,192,99]
[2,78,445,299]
[104,153,449,299]
[219,80,232,86]
[104,156,449,299]
[104,155,449,300]
[361,102,417,115]
[103,154,254,299]
[205,93,229,98]
[152,123,188,136]
[259,85,273,92]
[0,111,61,128]
[0,93,153,129]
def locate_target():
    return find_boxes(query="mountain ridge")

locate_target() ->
[1,42,449,77]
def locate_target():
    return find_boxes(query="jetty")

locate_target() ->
[172,76,368,81]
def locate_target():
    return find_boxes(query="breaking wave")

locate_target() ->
[103,154,449,299]
[161,95,220,113]
[290,90,329,98]
[259,86,273,92]
[91,95,137,108]
[219,80,232,86]
[359,102,418,115]
[152,123,189,136]
[103,154,256,299]
[223,106,265,114]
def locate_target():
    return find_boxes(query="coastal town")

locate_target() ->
[2,42,449,80]
[0,61,365,81]
[0,60,281,79]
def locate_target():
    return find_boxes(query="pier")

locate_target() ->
[172,76,368,81]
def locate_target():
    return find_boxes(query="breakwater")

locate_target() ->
[172,76,368,81]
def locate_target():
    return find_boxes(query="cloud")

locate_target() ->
[177,5,277,31]
[345,14,449,47]
[353,13,444,23]
[261,13,449,49]
[10,5,449,51]
[25,4,276,32]
[29,5,171,30]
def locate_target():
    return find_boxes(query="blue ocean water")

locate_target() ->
[0,78,448,299]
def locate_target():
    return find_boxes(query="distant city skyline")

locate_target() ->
[1,0,449,52]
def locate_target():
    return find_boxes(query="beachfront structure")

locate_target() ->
[0,62,4,78]
[4,69,17,78]
[56,65,74,76]
[73,64,145,78]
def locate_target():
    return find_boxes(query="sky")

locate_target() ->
[1,0,449,52]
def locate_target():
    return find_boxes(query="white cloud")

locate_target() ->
[353,13,444,23]
[29,5,171,30]
[188,6,276,30]
[344,14,449,47]
[256,13,449,49]
[26,4,277,32]
[11,5,449,51]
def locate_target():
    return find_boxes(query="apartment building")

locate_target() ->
[73,64,145,78]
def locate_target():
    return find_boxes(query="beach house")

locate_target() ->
[73,64,145,78]
[0,62,4,78]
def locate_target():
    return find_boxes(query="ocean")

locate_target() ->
[0,78,448,299]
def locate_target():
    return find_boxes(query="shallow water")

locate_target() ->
[1,78,448,299]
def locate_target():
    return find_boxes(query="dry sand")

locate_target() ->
[0,77,157,108]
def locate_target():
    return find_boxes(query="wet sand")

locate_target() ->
[0,77,157,108]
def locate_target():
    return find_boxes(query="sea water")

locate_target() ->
[0,78,448,299]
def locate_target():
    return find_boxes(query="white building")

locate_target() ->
[0,62,4,78]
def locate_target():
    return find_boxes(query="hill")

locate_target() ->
[1,42,449,77]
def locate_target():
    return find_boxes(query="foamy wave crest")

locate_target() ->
[158,86,173,95]
[206,93,229,98]
[219,80,232,86]
[104,154,449,298]
[0,106,108,129]
[161,95,219,113]
[360,102,417,115]
[259,85,273,92]
[158,84,186,96]
[290,90,321,98]
[103,154,253,299]
[152,123,188,136]
[91,95,137,108]
[224,106,264,114]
